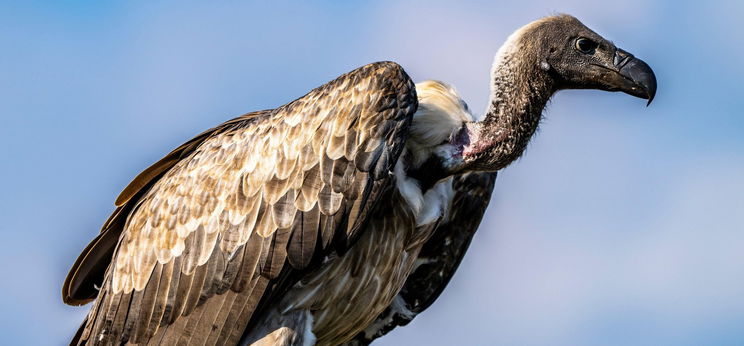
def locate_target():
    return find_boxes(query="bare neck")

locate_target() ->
[407,37,557,188]
[465,41,556,171]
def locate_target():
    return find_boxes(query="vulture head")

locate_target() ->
[529,15,657,103]
[447,14,657,174]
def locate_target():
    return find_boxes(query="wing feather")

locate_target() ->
[160,255,181,326]
[63,113,267,306]
[68,61,417,345]
[147,259,172,332]
[287,208,319,269]
[131,263,161,341]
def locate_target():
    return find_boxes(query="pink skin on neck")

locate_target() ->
[458,123,498,159]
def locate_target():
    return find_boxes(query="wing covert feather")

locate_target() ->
[63,113,268,306]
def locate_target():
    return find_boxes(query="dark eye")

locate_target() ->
[575,37,597,54]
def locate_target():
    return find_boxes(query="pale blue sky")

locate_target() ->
[1,1,743,345]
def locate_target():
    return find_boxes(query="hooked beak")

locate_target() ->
[609,49,657,106]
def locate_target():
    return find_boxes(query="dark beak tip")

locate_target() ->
[619,55,656,107]
[646,93,654,107]
[644,82,656,106]
[643,68,657,107]
[644,76,656,107]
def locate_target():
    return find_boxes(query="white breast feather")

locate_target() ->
[301,310,316,346]
[407,80,475,167]
[395,80,471,226]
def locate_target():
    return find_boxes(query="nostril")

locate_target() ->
[614,49,633,68]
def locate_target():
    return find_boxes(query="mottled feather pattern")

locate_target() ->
[71,61,417,345]
[63,114,264,306]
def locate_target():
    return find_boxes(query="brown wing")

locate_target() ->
[64,61,418,345]
[63,113,262,306]
[346,172,497,345]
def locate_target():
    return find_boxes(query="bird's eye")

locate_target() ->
[575,38,597,54]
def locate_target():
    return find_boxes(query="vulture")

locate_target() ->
[63,15,656,345]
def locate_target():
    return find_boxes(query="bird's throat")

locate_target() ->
[464,46,556,171]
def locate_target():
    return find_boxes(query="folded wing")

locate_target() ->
[63,61,418,345]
